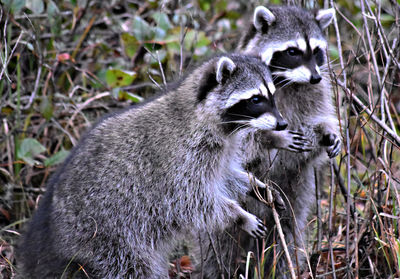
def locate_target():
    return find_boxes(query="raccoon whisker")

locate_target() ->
[224,113,256,120]
[320,64,339,70]
[270,65,290,71]
[320,61,340,69]
[274,78,292,87]
[272,75,289,83]
[218,120,251,126]
[326,57,340,64]
[228,123,250,137]
[272,75,281,81]
[278,80,294,90]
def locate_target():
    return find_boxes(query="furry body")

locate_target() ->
[195,6,341,278]
[18,55,291,278]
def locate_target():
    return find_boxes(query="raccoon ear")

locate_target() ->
[197,57,236,101]
[216,57,236,84]
[254,6,276,31]
[316,8,335,30]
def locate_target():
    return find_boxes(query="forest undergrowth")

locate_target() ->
[0,0,399,278]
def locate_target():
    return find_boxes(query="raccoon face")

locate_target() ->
[269,40,325,85]
[222,87,288,132]
[197,55,287,134]
[238,6,335,85]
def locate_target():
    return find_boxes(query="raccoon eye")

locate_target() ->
[250,96,262,104]
[313,47,322,55]
[313,47,324,65]
[286,48,302,56]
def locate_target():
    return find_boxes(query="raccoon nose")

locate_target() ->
[276,119,288,131]
[310,74,322,84]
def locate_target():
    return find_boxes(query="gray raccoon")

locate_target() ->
[196,6,341,279]
[17,54,302,279]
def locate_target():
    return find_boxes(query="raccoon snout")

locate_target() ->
[276,119,288,131]
[310,73,322,84]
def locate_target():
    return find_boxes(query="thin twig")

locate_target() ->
[328,162,337,279]
[2,118,14,176]
[156,50,167,86]
[266,188,296,279]
[315,167,322,252]
[330,2,352,277]
[66,92,111,139]
[207,230,225,279]
[337,79,400,146]
[0,31,24,82]
[345,114,352,278]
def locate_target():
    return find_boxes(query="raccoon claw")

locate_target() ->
[324,134,342,158]
[251,218,268,238]
[241,215,267,238]
[253,222,268,238]
[286,131,313,153]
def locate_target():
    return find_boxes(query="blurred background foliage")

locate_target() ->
[0,0,399,278]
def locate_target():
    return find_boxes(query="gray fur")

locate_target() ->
[17,54,296,279]
[195,6,341,279]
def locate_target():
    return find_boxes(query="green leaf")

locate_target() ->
[154,27,167,41]
[215,0,227,13]
[132,16,153,41]
[47,0,59,15]
[121,33,139,58]
[198,0,212,11]
[2,0,26,14]
[172,14,187,26]
[47,0,61,36]
[164,30,181,52]
[44,149,70,167]
[381,14,395,27]
[328,45,339,61]
[105,69,137,88]
[119,91,144,103]
[184,30,211,50]
[196,31,211,48]
[16,138,46,166]
[25,0,44,14]
[152,12,172,31]
[40,96,54,121]
[225,11,240,20]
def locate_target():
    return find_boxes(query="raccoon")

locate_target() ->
[17,54,313,279]
[195,6,341,278]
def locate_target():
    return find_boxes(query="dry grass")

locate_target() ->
[0,0,399,278]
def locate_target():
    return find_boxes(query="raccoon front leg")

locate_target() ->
[321,133,342,158]
[260,130,313,152]
[316,123,342,158]
[224,198,267,238]
[238,170,266,189]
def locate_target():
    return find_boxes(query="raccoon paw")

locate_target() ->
[323,133,342,158]
[239,213,267,239]
[270,187,286,211]
[285,131,313,152]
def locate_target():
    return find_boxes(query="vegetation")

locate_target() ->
[0,0,399,278]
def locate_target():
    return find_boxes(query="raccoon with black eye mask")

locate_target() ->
[222,93,288,132]
[241,5,342,277]
[18,54,313,279]
[271,45,325,84]
[193,6,342,279]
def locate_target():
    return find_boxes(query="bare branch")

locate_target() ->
[337,79,400,146]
